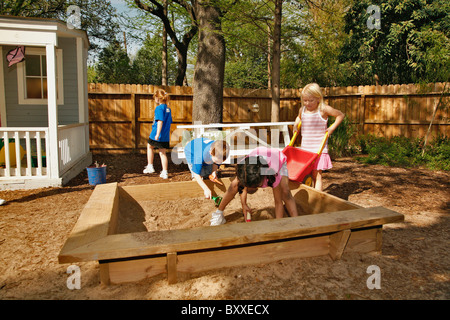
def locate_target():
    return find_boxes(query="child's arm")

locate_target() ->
[323,105,345,136]
[293,115,301,134]
[193,173,212,199]
[155,121,163,140]
[239,188,253,217]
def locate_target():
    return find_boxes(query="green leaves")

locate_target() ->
[340,0,450,85]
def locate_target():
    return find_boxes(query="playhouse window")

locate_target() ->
[25,54,47,99]
[17,47,64,105]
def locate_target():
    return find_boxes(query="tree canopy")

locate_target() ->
[1,0,122,52]
[6,0,447,88]
[340,0,450,85]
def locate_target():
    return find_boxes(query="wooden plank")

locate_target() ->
[105,235,329,284]
[58,182,119,260]
[59,206,404,263]
[167,252,178,284]
[103,227,380,284]
[290,181,361,214]
[346,227,382,254]
[99,262,111,285]
[106,255,167,284]
[176,235,329,275]
[329,229,351,260]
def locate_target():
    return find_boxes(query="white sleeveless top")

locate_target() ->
[300,107,328,153]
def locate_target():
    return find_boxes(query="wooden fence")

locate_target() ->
[88,82,449,153]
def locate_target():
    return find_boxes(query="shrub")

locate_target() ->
[328,116,356,158]
[355,134,449,170]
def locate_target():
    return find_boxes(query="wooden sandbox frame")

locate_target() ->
[58,179,404,285]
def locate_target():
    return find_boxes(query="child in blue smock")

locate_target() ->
[184,138,229,199]
[143,89,172,179]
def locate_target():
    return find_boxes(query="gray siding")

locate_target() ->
[2,36,80,127]
[59,37,79,125]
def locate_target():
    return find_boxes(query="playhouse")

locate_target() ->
[0,15,92,190]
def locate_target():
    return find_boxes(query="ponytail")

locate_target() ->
[154,89,170,103]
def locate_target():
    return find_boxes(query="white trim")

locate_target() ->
[177,121,295,129]
[46,44,60,179]
[0,17,89,48]
[0,29,57,47]
[0,46,7,127]
[16,47,64,105]
[76,37,85,123]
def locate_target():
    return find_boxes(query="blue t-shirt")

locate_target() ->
[150,104,172,142]
[184,138,214,175]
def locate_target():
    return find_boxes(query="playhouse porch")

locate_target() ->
[0,124,91,190]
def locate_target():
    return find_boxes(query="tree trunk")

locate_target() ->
[270,0,282,122]
[161,0,168,86]
[267,25,272,89]
[134,0,197,86]
[192,1,225,124]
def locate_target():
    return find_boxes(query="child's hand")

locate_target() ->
[242,204,252,222]
[242,203,252,216]
[325,127,334,136]
[209,171,223,185]
[204,188,212,199]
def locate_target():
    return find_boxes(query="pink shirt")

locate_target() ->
[301,107,329,153]
[248,147,287,188]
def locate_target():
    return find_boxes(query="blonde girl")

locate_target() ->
[143,89,172,179]
[293,83,344,191]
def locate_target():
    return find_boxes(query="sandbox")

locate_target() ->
[58,179,404,285]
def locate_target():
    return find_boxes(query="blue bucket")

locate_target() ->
[86,165,107,186]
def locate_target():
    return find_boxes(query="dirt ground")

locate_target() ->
[0,153,448,300]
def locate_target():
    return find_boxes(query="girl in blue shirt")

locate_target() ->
[143,89,172,179]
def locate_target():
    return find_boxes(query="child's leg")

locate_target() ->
[159,149,168,171]
[312,170,323,191]
[147,143,154,165]
[144,144,156,173]
[211,177,239,226]
[279,176,298,217]
[272,184,286,219]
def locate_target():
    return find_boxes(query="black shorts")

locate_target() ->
[148,138,170,149]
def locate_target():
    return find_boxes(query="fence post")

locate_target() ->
[131,93,137,153]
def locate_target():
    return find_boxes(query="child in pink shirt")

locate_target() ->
[210,147,298,226]
[293,83,345,191]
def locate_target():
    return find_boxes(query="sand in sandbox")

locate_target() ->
[116,188,304,234]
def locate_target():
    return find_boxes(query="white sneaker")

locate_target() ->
[0,199,5,206]
[210,212,226,226]
[143,165,155,174]
[160,171,168,179]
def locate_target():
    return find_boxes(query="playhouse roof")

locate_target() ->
[0,15,89,47]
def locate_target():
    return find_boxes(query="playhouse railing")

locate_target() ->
[58,123,89,175]
[0,128,50,179]
[0,124,89,181]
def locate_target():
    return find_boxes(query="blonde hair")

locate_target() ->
[301,83,326,112]
[154,89,170,103]
[210,140,230,162]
